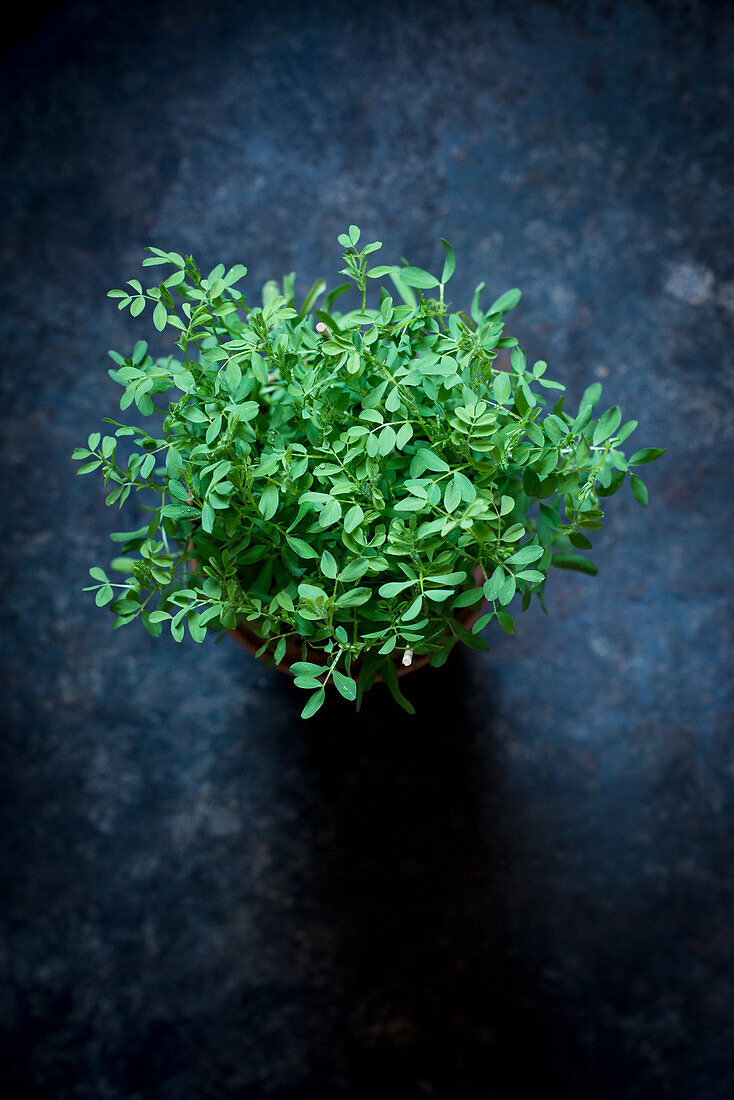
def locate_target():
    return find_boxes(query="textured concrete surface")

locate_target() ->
[1,1,732,1096]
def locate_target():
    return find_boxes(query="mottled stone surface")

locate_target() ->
[1,1,732,1096]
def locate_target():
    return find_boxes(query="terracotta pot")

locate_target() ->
[228,565,487,682]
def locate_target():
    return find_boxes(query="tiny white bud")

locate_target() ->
[402,648,413,668]
[315,321,330,337]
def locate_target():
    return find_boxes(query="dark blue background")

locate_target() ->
[1,1,732,1096]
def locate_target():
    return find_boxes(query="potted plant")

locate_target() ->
[73,226,663,717]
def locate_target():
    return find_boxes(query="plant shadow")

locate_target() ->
[297,649,510,1097]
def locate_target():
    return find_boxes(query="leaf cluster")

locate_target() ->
[74,230,664,716]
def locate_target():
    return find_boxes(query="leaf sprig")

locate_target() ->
[74,230,664,716]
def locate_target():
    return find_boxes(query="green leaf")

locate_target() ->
[110,556,134,573]
[379,579,414,597]
[498,573,516,606]
[168,478,189,501]
[526,421,544,446]
[320,498,342,527]
[483,567,505,602]
[398,266,440,289]
[630,473,648,507]
[293,674,323,689]
[153,302,167,331]
[511,347,526,374]
[161,504,200,520]
[496,611,515,634]
[344,504,364,533]
[299,583,327,602]
[514,383,530,416]
[95,585,114,606]
[339,559,369,583]
[259,484,279,521]
[395,496,425,513]
[76,459,102,475]
[487,288,521,315]
[225,359,242,392]
[201,502,215,533]
[276,590,295,612]
[507,544,544,565]
[425,588,453,601]
[454,471,476,502]
[440,239,456,284]
[385,387,401,413]
[205,416,221,446]
[378,425,396,456]
[516,569,545,583]
[396,422,413,449]
[453,586,484,608]
[417,447,449,473]
[335,587,371,608]
[301,688,326,719]
[251,352,268,384]
[332,670,357,701]
[188,614,207,643]
[616,420,638,444]
[166,445,183,478]
[550,553,598,575]
[291,661,326,677]
[444,477,461,513]
[239,401,260,422]
[628,447,665,466]
[578,382,602,413]
[469,282,485,322]
[592,406,621,445]
[140,453,156,479]
[492,372,511,403]
[298,277,326,317]
[402,594,423,621]
[320,549,337,578]
[472,611,494,635]
[287,536,319,559]
[427,571,466,585]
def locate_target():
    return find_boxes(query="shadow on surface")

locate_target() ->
[282,651,660,1100]
[297,650,512,1097]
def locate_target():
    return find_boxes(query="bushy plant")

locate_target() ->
[73,226,663,717]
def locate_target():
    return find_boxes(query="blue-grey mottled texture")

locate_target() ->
[1,1,732,1096]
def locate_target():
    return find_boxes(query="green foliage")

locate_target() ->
[74,231,664,716]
